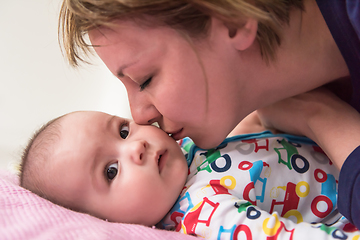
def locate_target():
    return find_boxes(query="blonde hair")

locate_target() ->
[59,0,303,66]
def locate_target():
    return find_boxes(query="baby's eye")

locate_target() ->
[120,124,129,139]
[106,163,118,181]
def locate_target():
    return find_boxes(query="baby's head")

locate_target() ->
[20,111,188,226]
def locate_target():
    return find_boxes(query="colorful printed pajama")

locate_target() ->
[161,132,360,239]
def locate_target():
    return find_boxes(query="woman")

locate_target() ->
[59,0,359,149]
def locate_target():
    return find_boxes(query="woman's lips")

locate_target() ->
[169,128,183,141]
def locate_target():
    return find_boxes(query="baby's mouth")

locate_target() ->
[157,150,167,173]
[158,155,162,166]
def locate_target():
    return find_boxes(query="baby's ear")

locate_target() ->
[227,17,258,51]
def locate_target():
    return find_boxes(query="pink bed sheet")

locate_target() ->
[0,170,197,240]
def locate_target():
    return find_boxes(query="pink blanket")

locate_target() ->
[0,170,197,239]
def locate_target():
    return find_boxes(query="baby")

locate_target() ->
[20,111,360,239]
[20,111,187,226]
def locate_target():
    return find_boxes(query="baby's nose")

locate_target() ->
[129,140,148,165]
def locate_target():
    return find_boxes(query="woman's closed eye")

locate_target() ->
[139,77,152,91]
[106,162,118,181]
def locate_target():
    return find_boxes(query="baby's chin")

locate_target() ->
[103,207,170,227]
[141,208,173,227]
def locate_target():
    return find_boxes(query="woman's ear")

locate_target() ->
[227,18,258,51]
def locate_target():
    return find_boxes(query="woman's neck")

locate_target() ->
[255,0,349,104]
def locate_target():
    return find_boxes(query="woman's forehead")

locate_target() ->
[89,19,148,41]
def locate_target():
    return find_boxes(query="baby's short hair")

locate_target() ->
[20,115,65,199]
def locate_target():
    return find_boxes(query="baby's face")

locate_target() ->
[45,111,188,226]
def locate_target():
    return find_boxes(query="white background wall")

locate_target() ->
[0,1,131,172]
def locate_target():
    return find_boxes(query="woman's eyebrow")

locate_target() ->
[117,67,125,77]
[116,62,137,78]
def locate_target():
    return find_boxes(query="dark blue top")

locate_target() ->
[339,146,360,229]
[316,0,360,112]
[316,0,360,229]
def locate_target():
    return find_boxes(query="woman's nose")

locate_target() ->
[130,99,161,125]
[128,140,148,165]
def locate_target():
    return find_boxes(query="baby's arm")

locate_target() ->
[257,88,360,170]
